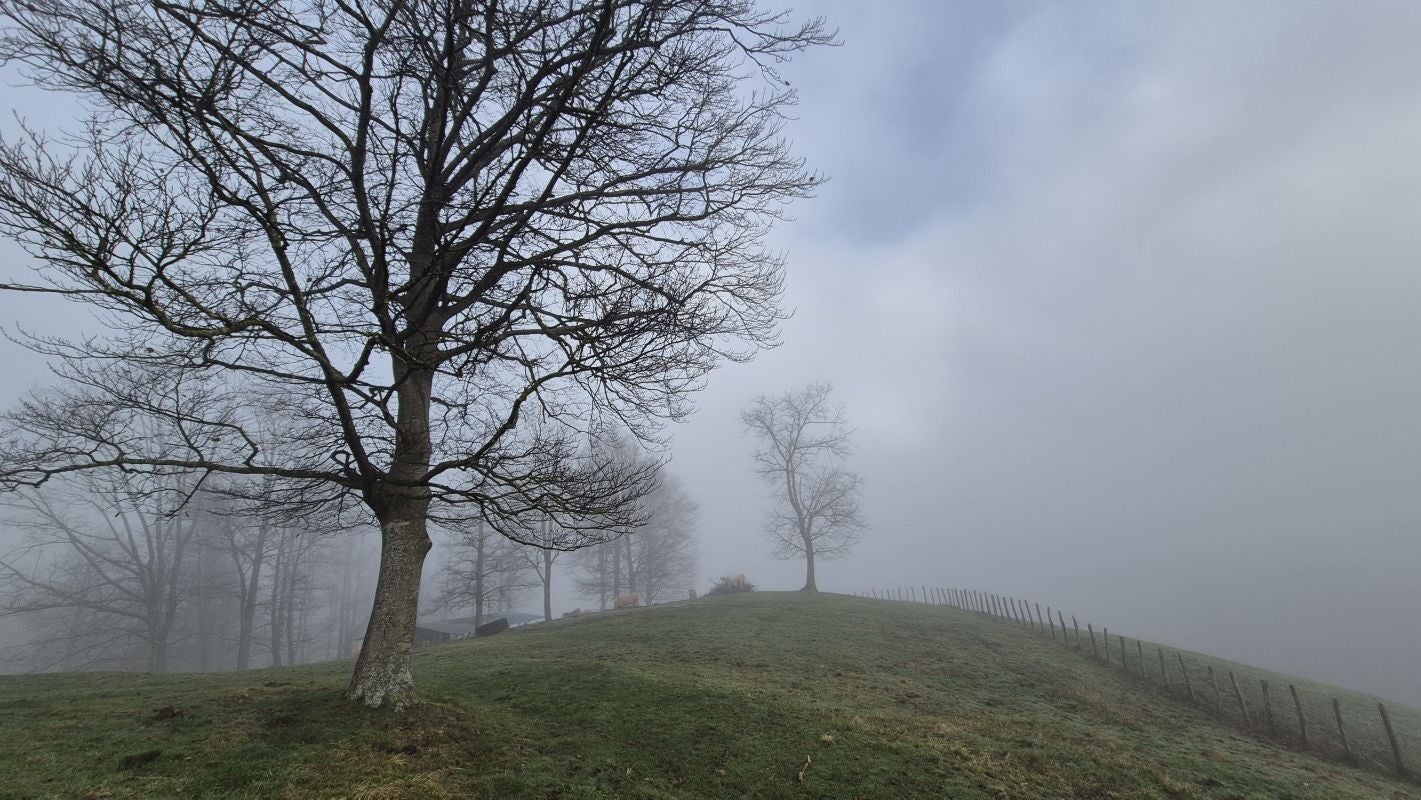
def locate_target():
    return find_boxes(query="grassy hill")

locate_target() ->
[2,592,1417,799]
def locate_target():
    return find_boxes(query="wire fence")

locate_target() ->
[853,585,1419,784]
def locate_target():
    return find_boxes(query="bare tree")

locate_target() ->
[570,471,698,606]
[264,521,322,667]
[433,515,530,627]
[322,528,378,660]
[0,0,830,707]
[570,540,615,611]
[0,472,200,671]
[632,474,699,604]
[519,518,563,623]
[741,383,864,592]
[202,498,271,670]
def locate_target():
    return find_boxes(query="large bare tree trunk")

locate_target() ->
[348,361,435,710]
[347,509,431,709]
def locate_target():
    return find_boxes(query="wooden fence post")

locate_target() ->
[1158,648,1168,686]
[1072,616,1080,648]
[1007,596,1019,623]
[1088,624,1098,657]
[1260,680,1275,736]
[1058,610,1068,644]
[1046,606,1057,640]
[1136,640,1144,673]
[1333,697,1351,761]
[1379,702,1407,777]
[1177,653,1194,702]
[1034,602,1046,632]
[1208,665,1222,712]
[1103,628,1110,665]
[1119,636,1128,671]
[1229,671,1252,728]
[1288,684,1308,746]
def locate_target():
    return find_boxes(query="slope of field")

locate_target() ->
[2,593,1416,799]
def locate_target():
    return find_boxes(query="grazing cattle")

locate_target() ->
[614,593,641,609]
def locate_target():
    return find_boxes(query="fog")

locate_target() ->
[3,1,1419,705]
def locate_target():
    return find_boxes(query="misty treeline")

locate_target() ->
[0,422,701,674]
[429,466,701,624]
[0,468,379,674]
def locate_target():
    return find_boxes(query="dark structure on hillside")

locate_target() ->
[412,627,452,649]
[413,612,542,645]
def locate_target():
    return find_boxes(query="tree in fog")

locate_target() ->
[264,522,322,667]
[519,519,563,623]
[0,472,199,671]
[741,383,864,592]
[434,516,530,627]
[571,472,699,606]
[203,497,272,670]
[632,474,700,604]
[0,0,830,707]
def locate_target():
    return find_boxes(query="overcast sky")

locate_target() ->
[3,1,1420,704]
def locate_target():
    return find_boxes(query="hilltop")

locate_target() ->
[2,593,1416,799]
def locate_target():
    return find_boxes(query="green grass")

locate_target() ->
[3,592,1418,799]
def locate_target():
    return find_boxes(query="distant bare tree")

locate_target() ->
[570,470,699,606]
[0,472,200,671]
[0,0,831,707]
[519,518,563,623]
[434,516,530,628]
[265,522,322,667]
[570,541,615,612]
[202,498,271,670]
[634,474,700,604]
[741,383,864,592]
